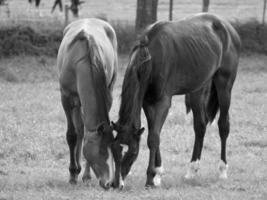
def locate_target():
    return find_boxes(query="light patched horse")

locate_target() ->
[57,18,118,189]
[111,13,241,188]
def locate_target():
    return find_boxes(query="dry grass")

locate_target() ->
[0,54,266,200]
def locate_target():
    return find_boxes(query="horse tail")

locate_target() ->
[212,19,230,52]
[185,80,218,123]
[224,21,242,53]
[71,30,112,124]
[212,17,241,53]
[68,30,91,50]
[205,80,219,123]
[185,94,191,114]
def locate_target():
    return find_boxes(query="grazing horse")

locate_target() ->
[112,13,241,187]
[57,18,118,189]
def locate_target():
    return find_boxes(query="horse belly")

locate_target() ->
[172,61,218,95]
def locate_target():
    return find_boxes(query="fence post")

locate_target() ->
[64,4,69,27]
[263,0,267,25]
[169,0,173,21]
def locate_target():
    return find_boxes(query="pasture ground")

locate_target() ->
[0,54,266,200]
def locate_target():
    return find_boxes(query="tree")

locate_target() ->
[202,0,210,12]
[135,0,159,31]
[169,0,173,21]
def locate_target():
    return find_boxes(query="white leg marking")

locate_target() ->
[153,166,164,186]
[119,175,125,189]
[218,160,228,179]
[153,174,162,186]
[106,147,115,183]
[155,166,164,175]
[185,160,200,179]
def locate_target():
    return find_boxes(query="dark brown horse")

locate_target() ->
[111,13,241,188]
[29,0,82,16]
[57,18,118,189]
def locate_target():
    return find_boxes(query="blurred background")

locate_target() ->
[0,0,267,56]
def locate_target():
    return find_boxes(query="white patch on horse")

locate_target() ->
[119,174,125,189]
[106,147,115,183]
[153,174,161,186]
[185,160,200,179]
[112,130,118,138]
[155,166,164,175]
[218,160,228,179]
[153,166,164,186]
[120,144,129,158]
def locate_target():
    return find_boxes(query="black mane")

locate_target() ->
[118,36,152,127]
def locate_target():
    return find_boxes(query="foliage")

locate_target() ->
[0,19,267,57]
[232,19,267,54]
[0,26,62,57]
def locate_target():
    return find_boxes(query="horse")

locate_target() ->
[51,0,84,16]
[57,18,118,189]
[111,13,241,188]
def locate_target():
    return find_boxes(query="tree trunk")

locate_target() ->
[202,0,209,12]
[135,0,158,31]
[169,0,173,21]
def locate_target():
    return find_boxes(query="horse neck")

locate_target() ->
[118,68,145,128]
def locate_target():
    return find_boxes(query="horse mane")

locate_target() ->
[118,36,152,127]
[69,30,112,124]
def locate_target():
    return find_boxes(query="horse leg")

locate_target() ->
[214,75,233,179]
[61,95,78,184]
[143,96,171,187]
[82,161,92,183]
[71,105,84,180]
[185,89,208,179]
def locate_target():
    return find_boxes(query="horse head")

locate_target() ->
[111,121,144,188]
[83,121,116,189]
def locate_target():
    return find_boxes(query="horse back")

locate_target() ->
[142,13,240,94]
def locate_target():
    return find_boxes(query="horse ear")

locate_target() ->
[97,122,106,135]
[137,127,145,136]
[111,121,120,131]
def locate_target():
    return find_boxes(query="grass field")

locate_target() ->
[0,54,266,200]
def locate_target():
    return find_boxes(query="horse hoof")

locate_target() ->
[184,172,195,180]
[145,183,156,189]
[82,175,92,183]
[218,160,228,179]
[145,178,161,189]
[184,160,200,179]
[69,178,77,185]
